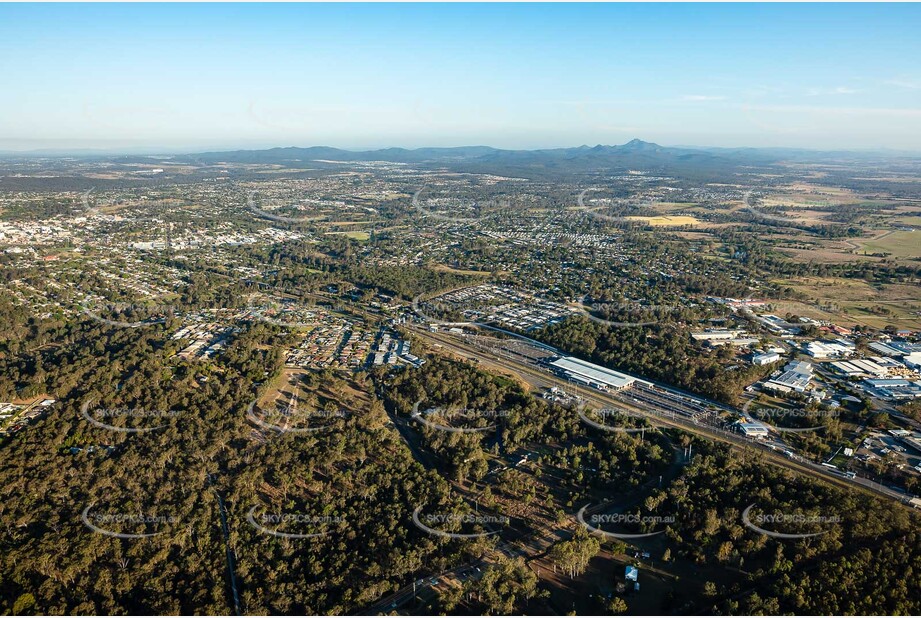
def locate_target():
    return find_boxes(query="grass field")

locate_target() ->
[431,264,494,276]
[857,230,921,259]
[772,276,921,329]
[324,230,371,241]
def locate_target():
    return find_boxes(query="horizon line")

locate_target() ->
[2,139,921,158]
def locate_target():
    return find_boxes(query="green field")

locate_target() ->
[858,230,921,259]
[324,230,371,241]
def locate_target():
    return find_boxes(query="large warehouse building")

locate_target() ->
[548,356,648,391]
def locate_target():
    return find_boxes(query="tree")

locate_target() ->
[549,531,601,578]
[608,597,628,614]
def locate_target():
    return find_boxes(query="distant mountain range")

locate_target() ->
[188,139,745,165]
[4,140,917,186]
[174,139,921,180]
[177,139,794,179]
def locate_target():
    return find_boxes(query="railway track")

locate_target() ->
[409,326,910,505]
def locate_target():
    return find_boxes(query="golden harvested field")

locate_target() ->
[649,201,698,210]
[625,215,701,226]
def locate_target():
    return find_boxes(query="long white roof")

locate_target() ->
[550,356,638,389]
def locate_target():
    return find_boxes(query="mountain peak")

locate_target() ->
[621,138,660,150]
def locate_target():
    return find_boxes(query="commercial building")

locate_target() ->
[549,356,646,391]
[764,360,814,394]
[735,421,770,439]
[805,339,855,359]
[869,341,906,357]
[752,352,781,366]
[691,329,743,342]
[862,378,921,401]
[830,358,892,378]
[897,435,921,455]
[753,314,800,335]
[691,329,758,347]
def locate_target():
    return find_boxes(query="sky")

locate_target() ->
[1,3,920,153]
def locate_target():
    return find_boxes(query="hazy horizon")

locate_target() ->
[3,138,921,158]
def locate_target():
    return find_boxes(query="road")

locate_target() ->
[208,475,242,616]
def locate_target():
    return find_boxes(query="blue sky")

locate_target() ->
[1,3,920,152]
